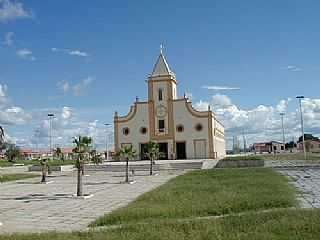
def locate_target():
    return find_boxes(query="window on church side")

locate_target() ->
[195,123,203,132]
[158,89,163,101]
[140,127,147,135]
[123,127,130,136]
[159,120,165,132]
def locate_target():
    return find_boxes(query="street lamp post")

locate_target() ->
[48,114,55,159]
[280,113,285,145]
[104,123,110,160]
[296,96,306,160]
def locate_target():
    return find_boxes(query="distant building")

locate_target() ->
[298,140,320,153]
[253,141,285,154]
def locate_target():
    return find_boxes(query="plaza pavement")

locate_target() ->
[0,170,182,234]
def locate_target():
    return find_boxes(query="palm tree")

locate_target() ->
[81,136,92,175]
[119,145,136,183]
[54,147,63,161]
[145,141,162,176]
[90,149,103,165]
[73,136,92,196]
[5,144,21,162]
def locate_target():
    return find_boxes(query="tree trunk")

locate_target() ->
[125,158,129,183]
[77,167,83,196]
[150,158,153,176]
[41,164,46,183]
[81,161,85,175]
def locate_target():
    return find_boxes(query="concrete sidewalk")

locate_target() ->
[0,170,181,234]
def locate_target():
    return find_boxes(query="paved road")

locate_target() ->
[278,167,320,208]
[0,170,181,234]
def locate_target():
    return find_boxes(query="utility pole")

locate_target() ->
[280,113,285,145]
[296,96,306,160]
[34,129,40,157]
[104,123,110,160]
[242,131,247,154]
[48,113,55,159]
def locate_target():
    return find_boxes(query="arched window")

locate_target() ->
[176,124,184,133]
[140,127,147,135]
[158,89,163,101]
[122,127,130,136]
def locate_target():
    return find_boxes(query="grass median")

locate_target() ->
[92,168,297,226]
[2,209,320,240]
[0,173,39,183]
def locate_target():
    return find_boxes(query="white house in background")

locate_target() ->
[114,50,226,160]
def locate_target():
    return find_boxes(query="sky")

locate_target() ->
[0,0,319,150]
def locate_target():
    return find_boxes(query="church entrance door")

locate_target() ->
[158,142,168,160]
[176,142,186,159]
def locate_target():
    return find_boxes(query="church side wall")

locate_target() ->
[173,100,209,159]
[213,118,226,158]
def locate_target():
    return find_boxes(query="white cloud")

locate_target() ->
[194,94,320,149]
[3,31,13,46]
[202,85,240,91]
[61,106,72,120]
[211,94,233,108]
[72,77,93,96]
[51,47,89,58]
[56,77,93,97]
[57,80,70,93]
[287,65,302,72]
[0,0,32,22]
[16,48,35,61]
[0,84,8,104]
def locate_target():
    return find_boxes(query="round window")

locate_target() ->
[195,123,203,132]
[176,124,184,132]
[140,127,147,135]
[123,127,130,135]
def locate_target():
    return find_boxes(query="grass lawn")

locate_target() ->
[261,153,320,161]
[92,168,296,226]
[2,209,320,240]
[0,159,75,167]
[0,173,39,183]
[224,155,263,161]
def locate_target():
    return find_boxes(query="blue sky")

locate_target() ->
[0,0,319,150]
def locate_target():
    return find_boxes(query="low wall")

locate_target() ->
[216,160,264,168]
[28,165,75,172]
[0,166,29,174]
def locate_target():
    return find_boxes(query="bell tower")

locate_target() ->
[147,49,177,140]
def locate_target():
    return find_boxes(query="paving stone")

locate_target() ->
[0,170,181,233]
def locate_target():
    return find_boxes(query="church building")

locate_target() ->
[114,50,226,160]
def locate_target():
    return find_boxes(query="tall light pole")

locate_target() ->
[48,113,55,159]
[280,113,285,145]
[104,123,110,160]
[34,129,40,157]
[296,96,306,160]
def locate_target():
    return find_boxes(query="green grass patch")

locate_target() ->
[0,173,39,183]
[262,153,320,161]
[92,168,296,226]
[224,155,263,161]
[2,209,320,239]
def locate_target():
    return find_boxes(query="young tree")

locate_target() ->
[119,145,136,183]
[145,141,162,176]
[90,149,103,165]
[5,145,21,162]
[54,147,63,161]
[73,136,92,196]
